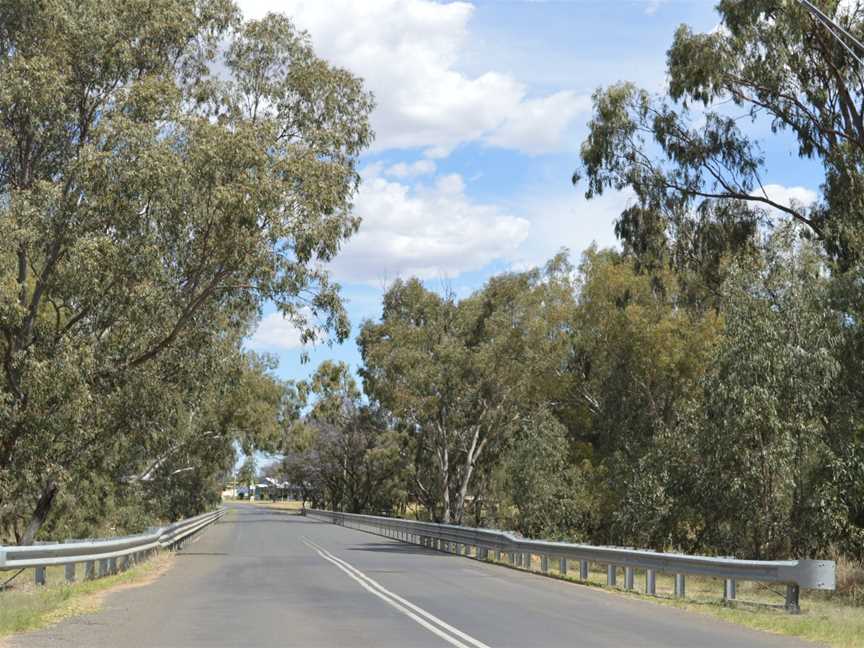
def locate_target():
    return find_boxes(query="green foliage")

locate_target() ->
[504,407,597,541]
[685,226,844,558]
[237,456,257,489]
[577,0,864,268]
[359,256,578,524]
[0,0,371,542]
[567,0,864,560]
[279,361,407,514]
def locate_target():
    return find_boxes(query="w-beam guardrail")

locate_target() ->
[0,507,226,586]
[304,509,835,613]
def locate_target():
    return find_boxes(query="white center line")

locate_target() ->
[302,537,492,648]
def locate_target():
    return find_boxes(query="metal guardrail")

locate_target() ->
[0,507,226,586]
[304,509,835,613]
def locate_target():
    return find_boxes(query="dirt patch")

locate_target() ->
[55,552,176,619]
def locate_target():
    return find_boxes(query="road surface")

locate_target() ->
[6,505,817,647]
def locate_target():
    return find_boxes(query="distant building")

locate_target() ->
[254,477,303,501]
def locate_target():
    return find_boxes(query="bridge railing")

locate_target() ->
[0,507,226,586]
[303,508,835,613]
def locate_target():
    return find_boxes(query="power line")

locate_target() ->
[796,0,864,67]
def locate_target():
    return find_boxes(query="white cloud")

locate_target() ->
[644,0,668,15]
[248,312,306,350]
[510,187,628,269]
[756,184,818,216]
[486,91,592,154]
[384,159,437,178]
[235,0,590,155]
[328,167,530,284]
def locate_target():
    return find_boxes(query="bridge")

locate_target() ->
[3,505,816,648]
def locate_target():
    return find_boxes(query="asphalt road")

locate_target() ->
[7,504,818,648]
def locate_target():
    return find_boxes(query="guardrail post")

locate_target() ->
[85,560,95,580]
[559,557,567,576]
[607,564,617,586]
[522,552,530,570]
[646,569,656,595]
[579,559,589,580]
[674,574,686,598]
[109,557,117,574]
[35,566,46,585]
[541,555,549,573]
[624,566,634,590]
[785,584,800,614]
[65,562,76,582]
[99,558,110,577]
[724,578,736,602]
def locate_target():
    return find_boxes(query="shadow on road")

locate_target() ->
[344,541,443,557]
[216,516,319,525]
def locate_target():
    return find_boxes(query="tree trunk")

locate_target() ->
[452,427,484,525]
[440,446,451,524]
[20,481,58,546]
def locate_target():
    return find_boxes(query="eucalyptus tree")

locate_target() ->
[283,361,406,514]
[0,0,372,542]
[503,406,598,540]
[359,256,578,524]
[567,248,721,546]
[572,0,864,556]
[575,0,864,270]
[677,226,844,559]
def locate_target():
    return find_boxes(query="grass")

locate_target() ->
[0,552,174,640]
[229,498,306,511]
[473,550,864,648]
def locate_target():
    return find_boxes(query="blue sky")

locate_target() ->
[236,0,820,386]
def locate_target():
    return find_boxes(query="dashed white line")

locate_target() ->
[302,537,492,648]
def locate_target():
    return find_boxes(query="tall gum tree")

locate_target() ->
[359,256,578,524]
[0,0,373,543]
[575,1,864,272]
[572,0,864,552]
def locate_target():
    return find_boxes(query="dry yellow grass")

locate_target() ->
[0,552,174,641]
[237,499,306,511]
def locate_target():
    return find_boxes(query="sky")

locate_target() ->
[236,0,821,386]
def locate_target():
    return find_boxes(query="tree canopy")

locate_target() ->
[0,0,372,543]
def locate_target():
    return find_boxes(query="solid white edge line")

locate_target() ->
[307,540,492,648]
[303,538,474,648]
